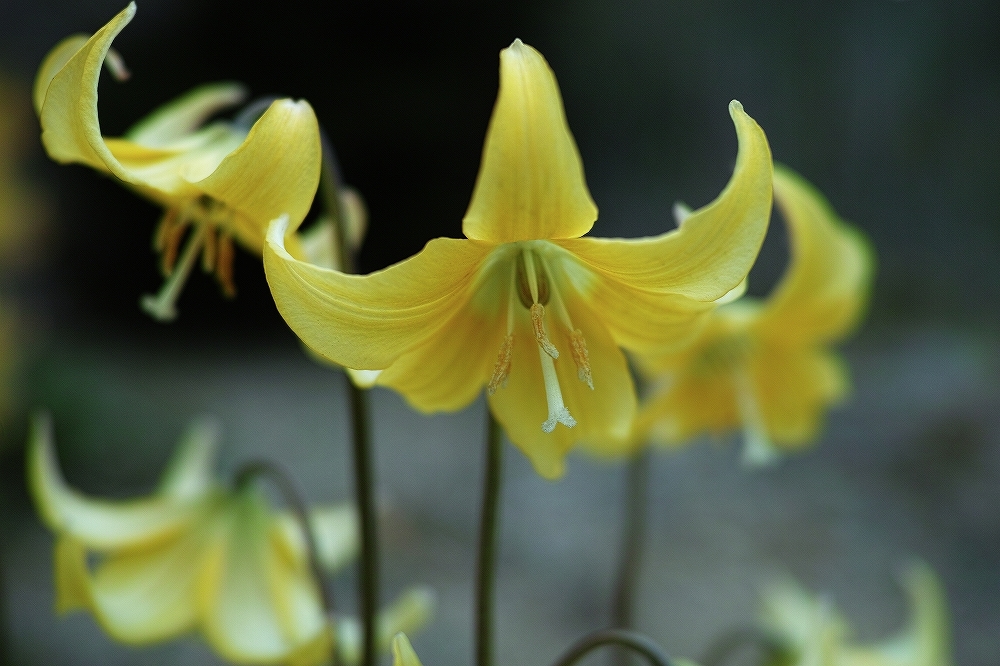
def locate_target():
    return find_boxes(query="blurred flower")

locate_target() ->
[33,3,321,321]
[391,634,422,666]
[608,165,873,465]
[29,413,430,665]
[264,39,772,478]
[760,562,953,666]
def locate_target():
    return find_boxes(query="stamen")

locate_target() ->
[530,304,559,359]
[201,226,218,273]
[215,233,236,298]
[569,329,594,390]
[141,224,207,322]
[487,334,514,395]
[161,219,188,276]
[538,345,576,433]
[153,209,178,253]
[103,48,131,82]
[515,248,550,308]
[733,369,779,467]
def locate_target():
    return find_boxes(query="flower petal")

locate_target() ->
[196,98,322,241]
[338,588,435,666]
[57,520,211,644]
[264,216,493,371]
[391,634,424,666]
[36,3,136,179]
[125,82,248,147]
[272,503,359,573]
[28,413,200,549]
[156,416,221,500]
[556,101,772,352]
[199,491,327,664]
[463,40,597,242]
[755,165,874,344]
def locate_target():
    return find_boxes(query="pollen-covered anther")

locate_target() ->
[215,233,236,298]
[570,329,594,390]
[530,303,559,359]
[488,334,514,395]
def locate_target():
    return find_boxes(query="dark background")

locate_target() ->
[1,1,998,665]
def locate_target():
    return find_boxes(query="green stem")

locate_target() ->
[475,411,504,666]
[234,460,336,617]
[551,629,674,666]
[611,448,652,652]
[348,380,378,666]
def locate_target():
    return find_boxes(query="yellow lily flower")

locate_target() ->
[264,39,773,478]
[618,165,873,465]
[760,562,953,666]
[34,3,321,321]
[29,413,363,665]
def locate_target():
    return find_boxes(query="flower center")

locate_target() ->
[141,195,238,322]
[487,243,594,433]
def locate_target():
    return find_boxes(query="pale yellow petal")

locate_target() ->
[36,3,137,178]
[264,216,492,371]
[33,35,89,115]
[338,588,435,666]
[375,293,506,413]
[199,491,326,664]
[196,99,322,241]
[756,165,874,344]
[391,634,424,666]
[53,537,91,613]
[272,503,359,573]
[749,343,848,446]
[463,40,597,242]
[558,102,771,334]
[28,413,199,549]
[156,416,221,500]
[126,82,248,147]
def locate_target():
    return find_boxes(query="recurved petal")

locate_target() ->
[462,40,597,242]
[33,35,88,115]
[28,413,200,550]
[199,491,327,664]
[125,82,248,147]
[557,100,772,320]
[338,588,436,666]
[272,503,359,573]
[36,3,136,178]
[391,634,424,666]
[156,416,221,500]
[755,165,874,345]
[195,99,322,234]
[60,518,210,643]
[265,216,492,371]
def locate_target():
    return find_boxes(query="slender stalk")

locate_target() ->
[348,380,378,666]
[475,411,504,666]
[611,447,652,666]
[234,460,336,617]
[318,131,378,666]
[551,629,674,666]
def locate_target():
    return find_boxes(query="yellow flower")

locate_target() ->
[34,3,321,321]
[618,165,873,465]
[28,413,431,665]
[264,40,772,478]
[760,562,953,666]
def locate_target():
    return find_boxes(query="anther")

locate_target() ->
[215,233,236,298]
[530,304,559,359]
[202,226,218,273]
[569,329,594,390]
[487,334,515,395]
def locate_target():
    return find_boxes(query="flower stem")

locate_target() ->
[476,410,504,666]
[551,629,674,666]
[347,379,378,666]
[611,447,651,645]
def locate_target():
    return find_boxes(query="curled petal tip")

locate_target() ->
[729,99,745,115]
[266,214,291,248]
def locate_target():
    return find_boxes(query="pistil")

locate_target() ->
[141,223,207,322]
[538,345,576,433]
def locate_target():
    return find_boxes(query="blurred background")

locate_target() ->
[0,0,997,664]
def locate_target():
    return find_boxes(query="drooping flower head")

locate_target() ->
[759,562,953,666]
[28,414,432,665]
[609,165,874,465]
[265,40,772,478]
[34,3,322,321]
